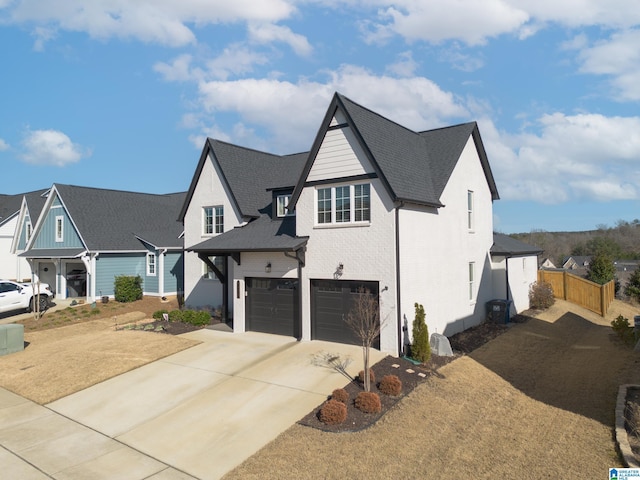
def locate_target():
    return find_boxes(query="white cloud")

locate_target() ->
[513,0,640,29]
[365,0,530,46]
[484,113,640,203]
[195,65,469,153]
[206,44,270,80]
[0,138,9,151]
[20,129,90,166]
[248,23,312,57]
[385,51,418,77]
[153,54,199,82]
[4,0,297,47]
[576,29,640,101]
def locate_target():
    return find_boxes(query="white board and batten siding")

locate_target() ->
[307,119,374,183]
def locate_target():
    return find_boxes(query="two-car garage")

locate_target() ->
[245,277,379,348]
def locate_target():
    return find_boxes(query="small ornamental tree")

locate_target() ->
[411,303,431,364]
[345,287,383,392]
[586,253,616,285]
[625,267,640,303]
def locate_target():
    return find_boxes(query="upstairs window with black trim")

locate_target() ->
[276,194,293,217]
[316,183,371,225]
[203,206,224,235]
[26,221,32,242]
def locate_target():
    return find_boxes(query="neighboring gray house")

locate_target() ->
[17,184,186,301]
[180,92,514,355]
[0,189,47,282]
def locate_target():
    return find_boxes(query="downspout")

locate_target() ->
[284,247,305,341]
[395,206,403,357]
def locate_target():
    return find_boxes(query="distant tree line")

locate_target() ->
[508,219,640,267]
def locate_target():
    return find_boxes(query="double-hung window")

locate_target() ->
[203,206,224,235]
[147,253,156,276]
[316,183,370,225]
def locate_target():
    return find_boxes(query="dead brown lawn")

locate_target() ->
[224,299,640,479]
[0,297,200,404]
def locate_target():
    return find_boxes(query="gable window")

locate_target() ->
[467,190,474,231]
[277,194,293,217]
[316,183,371,226]
[468,262,475,301]
[147,253,156,276]
[204,206,224,235]
[26,221,32,241]
[55,216,64,242]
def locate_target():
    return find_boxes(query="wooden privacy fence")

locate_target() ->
[537,270,615,317]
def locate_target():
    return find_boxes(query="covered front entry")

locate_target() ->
[311,279,380,348]
[246,277,298,337]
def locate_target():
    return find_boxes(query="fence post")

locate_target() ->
[562,271,568,300]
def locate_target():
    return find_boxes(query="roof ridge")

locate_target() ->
[337,92,422,137]
[418,121,477,135]
[53,183,185,198]
[208,138,301,159]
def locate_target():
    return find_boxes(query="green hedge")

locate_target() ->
[114,275,143,303]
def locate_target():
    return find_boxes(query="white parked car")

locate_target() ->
[0,280,54,315]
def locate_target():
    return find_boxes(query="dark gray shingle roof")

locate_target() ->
[0,189,48,227]
[188,215,307,253]
[53,184,186,251]
[291,93,499,209]
[491,233,543,256]
[179,141,307,221]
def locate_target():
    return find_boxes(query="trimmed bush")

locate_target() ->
[357,369,375,385]
[182,310,211,326]
[528,281,555,310]
[168,309,184,322]
[331,388,349,404]
[355,391,382,414]
[319,399,347,425]
[114,275,143,303]
[411,303,431,364]
[153,309,168,320]
[378,374,402,396]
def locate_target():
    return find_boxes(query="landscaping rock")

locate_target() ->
[430,332,454,356]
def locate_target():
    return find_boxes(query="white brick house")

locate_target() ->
[179,93,528,356]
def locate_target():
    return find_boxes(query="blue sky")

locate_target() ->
[1,1,639,234]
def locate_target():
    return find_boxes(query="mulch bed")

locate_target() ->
[298,314,533,433]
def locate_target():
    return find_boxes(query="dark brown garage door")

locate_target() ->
[246,278,298,337]
[311,279,379,347]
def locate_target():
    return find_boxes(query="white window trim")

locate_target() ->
[468,261,475,303]
[203,205,224,236]
[467,190,474,232]
[55,216,64,243]
[147,253,157,276]
[314,183,371,227]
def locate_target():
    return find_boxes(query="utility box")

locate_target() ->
[0,324,25,356]
[487,300,512,324]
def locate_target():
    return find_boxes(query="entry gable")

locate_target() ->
[27,186,86,251]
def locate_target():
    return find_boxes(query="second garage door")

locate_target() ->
[311,279,380,348]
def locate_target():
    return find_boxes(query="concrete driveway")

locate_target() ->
[0,329,384,479]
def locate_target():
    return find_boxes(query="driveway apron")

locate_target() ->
[42,330,383,480]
